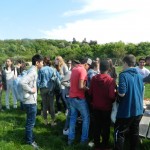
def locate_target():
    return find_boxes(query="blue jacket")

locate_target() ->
[117,68,144,118]
[37,66,54,89]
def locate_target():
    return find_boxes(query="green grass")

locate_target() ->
[0,66,150,150]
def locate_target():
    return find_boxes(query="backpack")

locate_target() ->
[13,70,28,102]
[48,69,61,95]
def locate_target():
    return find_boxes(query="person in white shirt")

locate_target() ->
[136,57,150,79]
[136,57,150,99]
[2,58,17,109]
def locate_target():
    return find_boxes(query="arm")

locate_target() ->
[118,73,126,97]
[20,71,36,94]
[143,74,150,83]
[108,79,117,100]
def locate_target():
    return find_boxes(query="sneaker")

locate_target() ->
[63,129,69,135]
[31,141,39,149]
[51,121,57,126]
[56,111,61,115]
[88,141,94,147]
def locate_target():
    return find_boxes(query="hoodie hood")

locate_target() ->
[94,74,112,86]
[122,68,138,77]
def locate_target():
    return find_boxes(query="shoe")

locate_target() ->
[13,105,17,109]
[56,111,61,115]
[51,121,57,126]
[63,129,69,135]
[31,141,39,149]
[88,141,94,147]
[68,139,74,146]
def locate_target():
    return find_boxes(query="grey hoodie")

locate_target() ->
[20,66,37,104]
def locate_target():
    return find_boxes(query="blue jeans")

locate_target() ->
[64,97,70,129]
[68,98,90,142]
[24,104,37,144]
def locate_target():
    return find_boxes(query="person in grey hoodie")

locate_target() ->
[20,54,43,149]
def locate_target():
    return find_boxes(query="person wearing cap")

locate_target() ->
[68,57,92,145]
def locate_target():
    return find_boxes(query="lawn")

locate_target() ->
[0,66,150,150]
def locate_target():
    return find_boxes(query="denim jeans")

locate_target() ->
[68,98,90,142]
[24,103,37,144]
[64,97,70,129]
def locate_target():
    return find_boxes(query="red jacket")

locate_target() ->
[88,74,116,111]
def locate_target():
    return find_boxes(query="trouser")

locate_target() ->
[5,80,17,109]
[40,88,55,120]
[114,115,142,150]
[24,103,37,144]
[93,109,111,149]
[68,98,90,142]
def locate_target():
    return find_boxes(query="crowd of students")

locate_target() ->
[0,54,150,150]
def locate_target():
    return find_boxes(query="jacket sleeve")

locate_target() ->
[20,71,35,94]
[108,79,116,102]
[143,74,150,83]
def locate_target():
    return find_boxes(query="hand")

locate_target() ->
[32,87,37,93]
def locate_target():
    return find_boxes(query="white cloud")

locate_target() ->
[63,0,150,16]
[41,0,150,44]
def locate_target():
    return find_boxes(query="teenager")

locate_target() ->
[2,58,17,109]
[114,54,144,150]
[89,60,116,150]
[20,54,43,149]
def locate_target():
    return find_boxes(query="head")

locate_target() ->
[32,54,43,69]
[100,60,110,73]
[145,56,150,65]
[90,60,98,70]
[122,54,136,70]
[43,56,51,66]
[67,60,72,68]
[6,58,13,67]
[55,56,65,66]
[106,58,113,69]
[138,57,146,68]
[81,58,92,70]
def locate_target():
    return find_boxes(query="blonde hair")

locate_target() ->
[56,56,65,67]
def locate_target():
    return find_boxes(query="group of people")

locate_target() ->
[0,54,150,150]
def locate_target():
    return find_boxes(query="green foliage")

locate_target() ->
[0,39,150,65]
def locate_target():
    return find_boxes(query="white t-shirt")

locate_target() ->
[136,66,150,78]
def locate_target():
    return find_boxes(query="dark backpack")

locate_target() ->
[48,69,61,95]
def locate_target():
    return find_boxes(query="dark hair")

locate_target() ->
[43,56,51,66]
[145,56,150,61]
[139,57,145,62]
[122,54,136,67]
[90,60,98,69]
[32,54,43,65]
[100,60,110,72]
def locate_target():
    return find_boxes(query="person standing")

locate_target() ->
[2,58,17,109]
[37,56,56,126]
[20,54,43,149]
[68,58,92,145]
[114,54,144,150]
[88,60,116,150]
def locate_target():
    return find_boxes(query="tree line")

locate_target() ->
[0,38,150,64]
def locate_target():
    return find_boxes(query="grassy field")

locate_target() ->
[0,66,150,150]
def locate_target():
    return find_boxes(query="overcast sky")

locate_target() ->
[0,0,150,44]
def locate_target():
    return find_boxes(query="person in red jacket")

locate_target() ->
[89,60,116,150]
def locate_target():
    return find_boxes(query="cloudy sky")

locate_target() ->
[0,0,150,43]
